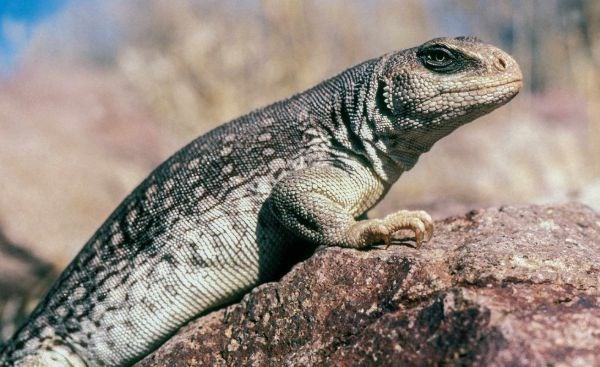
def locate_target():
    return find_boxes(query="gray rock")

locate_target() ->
[137,203,600,367]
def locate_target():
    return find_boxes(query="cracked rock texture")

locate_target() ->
[137,203,600,367]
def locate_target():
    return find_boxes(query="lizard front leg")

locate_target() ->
[269,164,433,249]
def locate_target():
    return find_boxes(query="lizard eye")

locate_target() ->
[428,50,448,63]
[418,47,459,72]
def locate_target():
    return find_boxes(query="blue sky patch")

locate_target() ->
[0,0,69,74]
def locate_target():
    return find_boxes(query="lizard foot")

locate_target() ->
[347,210,433,249]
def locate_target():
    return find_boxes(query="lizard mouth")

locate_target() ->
[441,78,523,95]
[421,78,522,105]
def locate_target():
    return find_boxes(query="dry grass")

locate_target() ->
[114,0,432,136]
[0,65,179,266]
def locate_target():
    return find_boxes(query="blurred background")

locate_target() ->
[0,0,598,342]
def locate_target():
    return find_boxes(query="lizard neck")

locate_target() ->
[283,57,451,188]
[348,55,435,183]
[300,58,408,187]
[299,54,474,187]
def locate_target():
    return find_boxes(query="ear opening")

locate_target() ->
[375,78,396,119]
[376,78,405,117]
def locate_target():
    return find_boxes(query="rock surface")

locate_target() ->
[137,203,600,367]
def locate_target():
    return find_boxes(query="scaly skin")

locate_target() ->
[0,37,522,366]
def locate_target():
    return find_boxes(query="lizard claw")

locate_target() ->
[347,219,390,249]
[383,210,434,248]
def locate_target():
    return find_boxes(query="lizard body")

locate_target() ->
[0,37,522,366]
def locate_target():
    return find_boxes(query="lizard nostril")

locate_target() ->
[495,57,507,71]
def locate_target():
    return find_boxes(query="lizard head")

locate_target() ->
[378,36,522,126]
[368,36,523,170]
